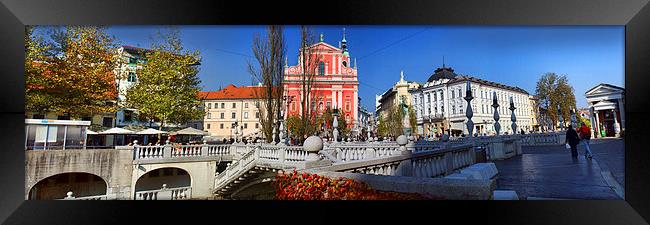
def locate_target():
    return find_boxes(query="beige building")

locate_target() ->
[375,70,421,121]
[192,85,265,140]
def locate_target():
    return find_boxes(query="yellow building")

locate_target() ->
[375,70,421,121]
[192,85,266,140]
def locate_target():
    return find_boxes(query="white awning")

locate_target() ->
[99,127,135,135]
[136,128,168,135]
[172,127,209,136]
[86,130,98,135]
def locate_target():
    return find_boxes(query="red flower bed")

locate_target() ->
[274,170,444,200]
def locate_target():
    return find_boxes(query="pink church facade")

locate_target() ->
[283,31,359,129]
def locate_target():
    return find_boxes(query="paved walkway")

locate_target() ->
[493,138,624,200]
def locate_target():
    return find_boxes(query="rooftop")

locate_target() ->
[199,85,271,100]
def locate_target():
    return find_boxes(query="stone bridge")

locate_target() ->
[25,132,564,200]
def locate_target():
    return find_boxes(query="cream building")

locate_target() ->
[192,85,265,140]
[411,65,534,137]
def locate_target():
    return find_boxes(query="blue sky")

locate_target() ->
[37,25,624,110]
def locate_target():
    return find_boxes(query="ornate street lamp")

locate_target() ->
[464,80,474,137]
[332,108,339,143]
[509,96,517,135]
[492,92,501,135]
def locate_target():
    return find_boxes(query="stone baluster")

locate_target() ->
[492,92,501,135]
[509,96,517,135]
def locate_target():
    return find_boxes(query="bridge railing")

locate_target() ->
[322,144,475,178]
[518,132,564,146]
[134,143,234,161]
[134,185,192,200]
[60,192,109,200]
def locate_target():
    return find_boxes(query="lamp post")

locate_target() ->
[558,106,564,131]
[492,92,501,135]
[464,80,474,137]
[509,96,517,135]
[332,108,339,143]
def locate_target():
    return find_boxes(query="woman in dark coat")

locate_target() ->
[565,125,580,158]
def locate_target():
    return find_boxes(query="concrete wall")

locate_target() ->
[25,149,134,200]
[132,161,217,199]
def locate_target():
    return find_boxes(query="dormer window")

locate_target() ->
[342,61,347,67]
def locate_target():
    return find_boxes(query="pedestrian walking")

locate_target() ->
[578,122,594,159]
[565,124,580,158]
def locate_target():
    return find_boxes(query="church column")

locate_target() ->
[338,91,343,111]
[593,109,600,138]
[353,90,359,127]
[589,105,596,138]
[332,90,337,109]
[617,98,625,131]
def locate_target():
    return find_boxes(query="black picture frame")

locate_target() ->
[1,0,649,224]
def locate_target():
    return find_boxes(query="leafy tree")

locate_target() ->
[377,106,405,138]
[535,72,576,130]
[125,28,204,132]
[26,26,119,118]
[249,26,286,143]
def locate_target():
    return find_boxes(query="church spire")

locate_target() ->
[285,56,288,68]
[341,28,348,54]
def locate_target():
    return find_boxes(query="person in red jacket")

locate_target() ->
[578,122,593,159]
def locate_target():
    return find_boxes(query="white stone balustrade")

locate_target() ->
[135,186,192,200]
[61,191,109,200]
[171,145,203,157]
[135,145,165,159]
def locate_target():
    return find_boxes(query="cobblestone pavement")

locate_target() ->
[494,139,624,200]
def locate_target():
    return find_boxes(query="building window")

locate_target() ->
[244,103,249,108]
[319,102,323,111]
[220,113,225,119]
[244,112,248,119]
[244,123,248,129]
[232,103,236,108]
[342,61,347,67]
[427,94,431,103]
[207,124,211,129]
[102,117,113,127]
[255,112,259,119]
[318,62,325,75]
[127,72,137,82]
[207,113,211,119]
[220,124,224,129]
[326,102,331,109]
[232,112,236,119]
[207,103,212,109]
[221,103,225,108]
[255,123,259,129]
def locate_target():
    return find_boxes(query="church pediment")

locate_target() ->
[308,42,341,52]
[585,83,624,96]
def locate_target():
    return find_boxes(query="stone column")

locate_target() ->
[617,98,625,132]
[613,109,620,137]
[594,110,601,138]
[589,106,597,138]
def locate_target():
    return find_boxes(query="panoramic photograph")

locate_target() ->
[24,25,624,200]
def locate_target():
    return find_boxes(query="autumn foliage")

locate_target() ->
[275,170,441,200]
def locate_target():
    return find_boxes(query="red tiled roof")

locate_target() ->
[199,85,276,100]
